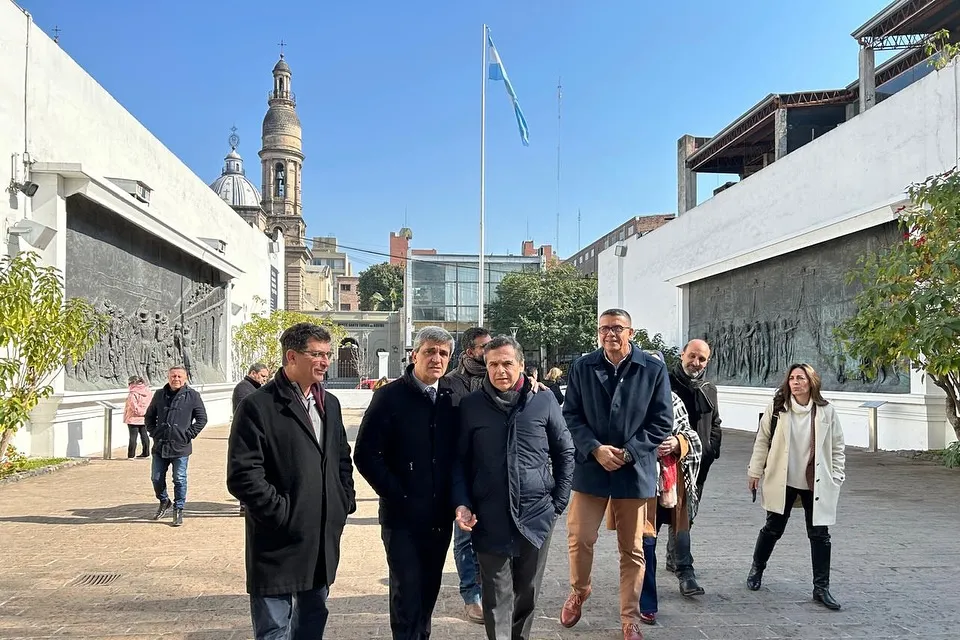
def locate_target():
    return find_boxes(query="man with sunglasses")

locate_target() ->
[559,309,673,640]
[228,322,357,640]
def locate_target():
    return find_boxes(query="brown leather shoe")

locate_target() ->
[560,592,587,628]
[623,622,645,640]
[464,602,484,624]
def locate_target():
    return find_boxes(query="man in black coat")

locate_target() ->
[354,326,458,640]
[559,309,673,640]
[665,339,722,574]
[227,323,357,640]
[454,336,574,640]
[145,365,207,527]
[232,362,268,412]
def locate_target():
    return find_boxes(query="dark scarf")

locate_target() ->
[244,375,262,389]
[457,353,488,392]
[482,375,525,415]
[671,364,713,416]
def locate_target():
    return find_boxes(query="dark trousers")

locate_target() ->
[382,525,452,640]
[752,486,832,587]
[127,425,149,457]
[249,586,328,640]
[640,505,695,615]
[476,528,553,640]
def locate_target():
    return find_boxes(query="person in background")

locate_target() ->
[746,363,845,610]
[145,366,208,527]
[373,376,390,391]
[543,367,565,406]
[123,375,151,459]
[233,363,269,413]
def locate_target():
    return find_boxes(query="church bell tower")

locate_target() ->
[260,49,309,310]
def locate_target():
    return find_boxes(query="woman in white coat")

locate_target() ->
[746,363,845,610]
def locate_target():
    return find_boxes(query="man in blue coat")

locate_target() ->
[559,309,673,640]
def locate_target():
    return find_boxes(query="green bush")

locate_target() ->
[0,445,67,480]
[632,329,681,371]
[943,441,960,468]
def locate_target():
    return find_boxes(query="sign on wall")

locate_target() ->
[270,266,279,311]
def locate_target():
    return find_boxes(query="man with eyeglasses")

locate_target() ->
[559,309,673,640]
[228,322,357,640]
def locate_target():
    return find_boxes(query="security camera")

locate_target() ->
[6,180,38,198]
[614,245,628,257]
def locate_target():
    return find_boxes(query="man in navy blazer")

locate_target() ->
[558,308,673,640]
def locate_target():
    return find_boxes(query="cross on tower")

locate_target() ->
[278,39,286,58]
[52,25,61,44]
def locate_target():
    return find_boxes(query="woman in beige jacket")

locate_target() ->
[746,363,845,610]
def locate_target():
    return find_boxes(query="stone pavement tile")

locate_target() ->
[1,419,958,639]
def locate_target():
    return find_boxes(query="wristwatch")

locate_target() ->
[622,449,633,463]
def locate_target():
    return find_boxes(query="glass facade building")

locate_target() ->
[404,253,542,346]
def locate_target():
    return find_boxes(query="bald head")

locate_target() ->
[681,339,711,377]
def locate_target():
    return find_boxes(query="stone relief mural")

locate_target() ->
[64,196,228,391]
[687,222,909,393]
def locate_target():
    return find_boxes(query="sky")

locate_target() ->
[19,0,891,270]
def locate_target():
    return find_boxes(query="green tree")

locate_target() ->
[231,310,346,380]
[0,252,107,457]
[358,263,404,311]
[486,264,597,365]
[632,329,681,372]
[835,170,960,441]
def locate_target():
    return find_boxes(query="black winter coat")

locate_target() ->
[232,375,261,413]
[144,385,207,458]
[354,365,458,530]
[453,378,575,555]
[226,369,357,596]
[669,369,722,461]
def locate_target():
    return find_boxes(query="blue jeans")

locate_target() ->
[151,455,189,510]
[453,526,481,605]
[639,537,658,615]
[250,586,329,640]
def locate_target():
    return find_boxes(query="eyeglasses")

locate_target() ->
[598,325,630,335]
[300,350,332,360]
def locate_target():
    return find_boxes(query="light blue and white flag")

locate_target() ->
[487,32,529,147]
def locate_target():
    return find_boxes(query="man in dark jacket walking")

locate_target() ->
[227,323,357,640]
[355,326,458,640]
[145,365,207,527]
[232,362,268,412]
[665,339,722,574]
[444,326,491,624]
[559,309,673,640]
[454,335,574,640]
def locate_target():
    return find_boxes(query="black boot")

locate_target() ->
[173,509,184,527]
[153,498,172,521]
[674,531,704,596]
[747,529,778,591]
[811,538,840,610]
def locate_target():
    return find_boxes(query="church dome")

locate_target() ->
[209,140,261,208]
[262,105,302,135]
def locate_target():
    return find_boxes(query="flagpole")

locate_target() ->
[478,23,488,327]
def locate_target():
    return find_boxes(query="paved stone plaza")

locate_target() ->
[0,409,957,639]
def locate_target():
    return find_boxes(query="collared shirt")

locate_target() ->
[290,378,324,444]
[410,372,439,402]
[602,349,633,397]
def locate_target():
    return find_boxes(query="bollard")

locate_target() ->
[102,406,113,459]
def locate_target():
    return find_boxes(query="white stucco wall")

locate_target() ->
[0,4,280,456]
[599,59,959,347]
[597,58,960,451]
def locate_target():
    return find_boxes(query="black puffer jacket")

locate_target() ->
[354,366,459,530]
[145,384,207,458]
[453,377,575,554]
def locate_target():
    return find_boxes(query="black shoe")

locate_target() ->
[679,577,705,597]
[813,587,841,610]
[173,509,183,527]
[136,454,149,458]
[746,565,763,591]
[154,499,172,521]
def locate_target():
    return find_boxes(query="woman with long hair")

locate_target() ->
[746,363,846,610]
[123,375,152,458]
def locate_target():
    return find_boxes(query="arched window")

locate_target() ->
[278,78,285,95]
[274,162,285,197]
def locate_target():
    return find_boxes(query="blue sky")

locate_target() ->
[21,0,889,269]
